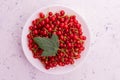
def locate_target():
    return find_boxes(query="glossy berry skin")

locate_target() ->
[48,12,53,16]
[27,10,86,70]
[39,12,45,18]
[60,10,65,16]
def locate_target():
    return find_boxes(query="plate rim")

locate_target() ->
[21,4,91,75]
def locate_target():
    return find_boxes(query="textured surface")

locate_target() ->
[0,0,120,80]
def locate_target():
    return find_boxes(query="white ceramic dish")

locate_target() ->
[22,5,90,75]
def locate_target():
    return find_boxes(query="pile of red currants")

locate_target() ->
[27,10,86,69]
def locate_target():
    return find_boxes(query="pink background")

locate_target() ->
[0,0,120,80]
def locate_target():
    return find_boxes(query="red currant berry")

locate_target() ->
[68,43,72,48]
[60,23,64,28]
[43,31,47,35]
[80,36,86,40]
[51,16,56,21]
[55,13,60,17]
[33,30,38,35]
[39,12,45,18]
[45,24,50,29]
[60,10,65,16]
[32,20,36,26]
[60,35,64,40]
[64,25,68,29]
[27,34,31,38]
[48,27,52,32]
[74,35,78,40]
[80,46,85,51]
[41,20,45,25]
[45,65,50,69]
[57,31,62,35]
[45,18,49,23]
[48,12,53,16]
[60,18,65,22]
[56,21,60,25]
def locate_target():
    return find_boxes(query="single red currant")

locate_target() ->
[48,12,53,16]
[39,12,45,18]
[60,10,65,16]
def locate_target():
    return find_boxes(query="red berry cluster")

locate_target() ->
[27,10,86,69]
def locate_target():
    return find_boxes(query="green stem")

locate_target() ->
[78,39,84,43]
[59,40,64,43]
[58,48,65,53]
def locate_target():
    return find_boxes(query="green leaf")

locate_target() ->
[33,34,59,57]
[41,50,56,56]
[51,34,59,47]
[33,37,53,50]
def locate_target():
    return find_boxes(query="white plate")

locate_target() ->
[22,5,90,75]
